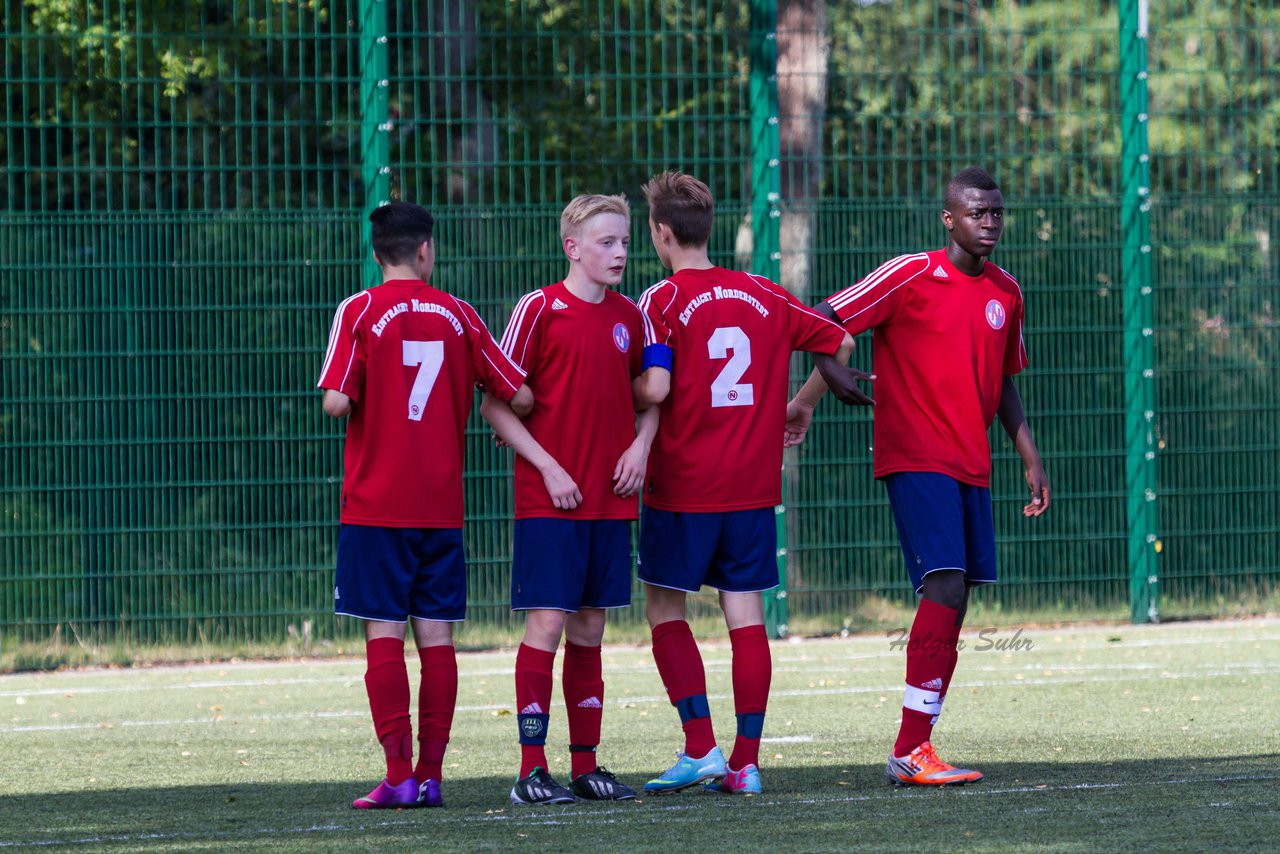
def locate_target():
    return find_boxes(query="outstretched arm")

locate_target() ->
[613,405,659,497]
[997,376,1050,517]
[785,320,873,447]
[480,390,581,510]
[785,332,857,447]
[791,301,875,419]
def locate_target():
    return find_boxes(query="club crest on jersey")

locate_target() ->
[612,322,630,352]
[985,299,1006,330]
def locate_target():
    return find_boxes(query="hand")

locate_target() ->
[784,400,814,448]
[491,430,510,449]
[816,360,875,407]
[1023,461,1051,516]
[612,440,648,497]
[541,464,582,510]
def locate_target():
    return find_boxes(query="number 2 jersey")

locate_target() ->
[498,281,644,520]
[317,279,526,528]
[638,267,847,513]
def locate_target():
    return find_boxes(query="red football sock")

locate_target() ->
[364,636,413,785]
[935,619,963,724]
[563,642,604,779]
[413,644,457,783]
[515,643,556,777]
[651,620,716,758]
[728,624,771,770]
[893,599,958,757]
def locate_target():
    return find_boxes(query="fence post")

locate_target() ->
[359,0,391,285]
[1118,0,1160,623]
[750,0,786,638]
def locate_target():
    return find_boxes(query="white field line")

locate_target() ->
[1,773,1275,847]
[3,662,1279,734]
[4,622,1278,691]
[3,646,1278,700]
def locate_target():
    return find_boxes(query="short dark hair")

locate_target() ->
[944,167,1000,209]
[642,171,715,247]
[369,202,434,266]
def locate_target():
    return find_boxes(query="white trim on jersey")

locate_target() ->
[827,253,930,321]
[637,279,679,347]
[447,293,526,393]
[499,290,547,369]
[744,272,846,329]
[317,290,371,388]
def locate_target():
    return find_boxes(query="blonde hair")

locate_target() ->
[560,194,631,242]
[641,171,714,246]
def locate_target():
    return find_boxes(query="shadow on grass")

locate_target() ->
[3,755,1277,851]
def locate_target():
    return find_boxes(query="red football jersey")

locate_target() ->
[499,282,643,520]
[825,249,1027,487]
[317,279,526,528]
[638,267,847,512]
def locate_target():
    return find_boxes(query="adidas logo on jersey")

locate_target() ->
[932,265,948,278]
[520,702,544,715]
[922,677,944,691]
[551,298,570,310]
[577,696,603,709]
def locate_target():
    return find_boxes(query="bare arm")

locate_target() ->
[322,389,352,418]
[633,366,672,409]
[509,385,534,418]
[996,376,1050,517]
[784,333,859,448]
[480,390,581,510]
[812,301,877,408]
[613,405,660,497]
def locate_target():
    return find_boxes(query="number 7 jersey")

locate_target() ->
[317,279,526,528]
[638,267,846,512]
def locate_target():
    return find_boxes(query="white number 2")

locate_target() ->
[708,326,753,408]
[402,340,444,421]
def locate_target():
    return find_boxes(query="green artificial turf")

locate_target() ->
[1,619,1276,852]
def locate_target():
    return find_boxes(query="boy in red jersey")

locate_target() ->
[318,201,543,810]
[483,194,658,805]
[632,172,853,795]
[787,166,1051,786]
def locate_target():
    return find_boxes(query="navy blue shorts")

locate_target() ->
[510,518,633,612]
[883,472,997,595]
[638,506,778,594]
[334,524,467,622]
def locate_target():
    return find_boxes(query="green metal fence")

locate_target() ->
[2,0,1277,657]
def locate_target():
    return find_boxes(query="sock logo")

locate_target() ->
[520,702,544,715]
[922,677,944,691]
[577,696,603,709]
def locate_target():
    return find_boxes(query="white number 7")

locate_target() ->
[403,340,444,421]
[708,326,753,408]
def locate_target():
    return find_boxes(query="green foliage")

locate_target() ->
[3,0,357,211]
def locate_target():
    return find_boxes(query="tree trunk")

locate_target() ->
[776,0,830,599]
[423,0,499,204]
[777,0,829,302]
